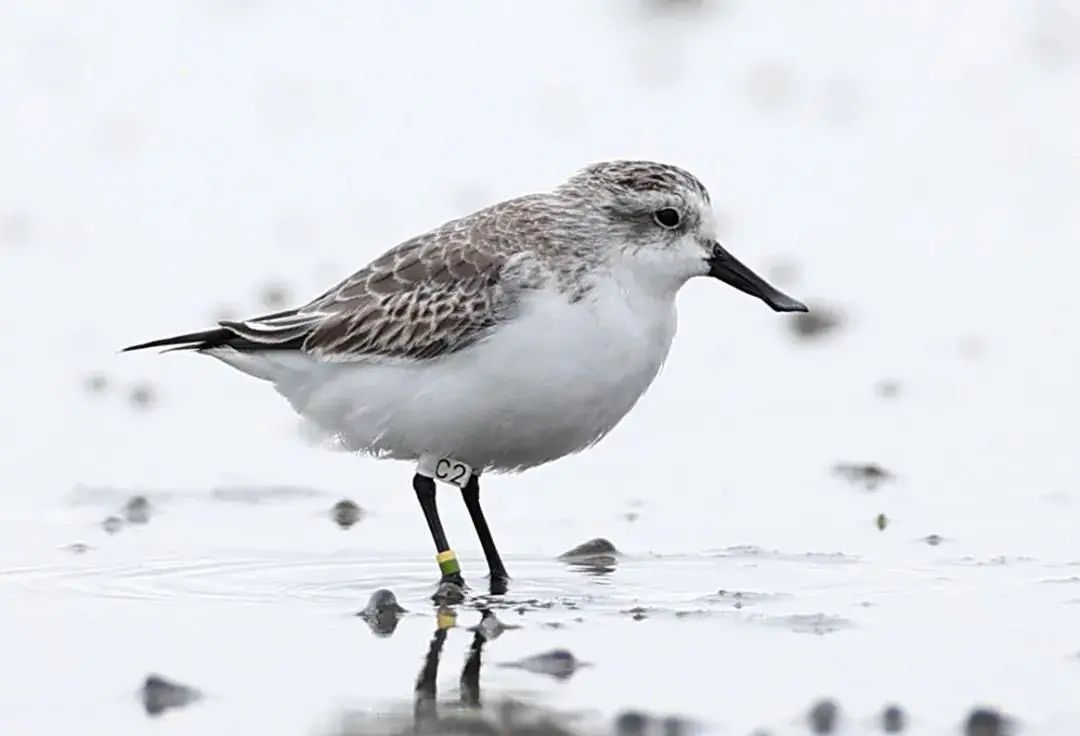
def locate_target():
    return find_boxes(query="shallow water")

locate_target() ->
[3,1,1079,733]
[5,488,1080,734]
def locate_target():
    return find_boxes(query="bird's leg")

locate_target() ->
[460,474,509,594]
[413,473,465,586]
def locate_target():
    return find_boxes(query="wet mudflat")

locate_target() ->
[4,487,1080,734]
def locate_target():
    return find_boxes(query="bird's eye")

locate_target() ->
[652,208,682,229]
[711,242,725,259]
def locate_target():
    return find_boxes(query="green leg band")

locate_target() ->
[437,550,460,576]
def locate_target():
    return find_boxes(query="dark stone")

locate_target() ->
[128,384,157,409]
[558,537,619,559]
[965,708,1010,736]
[614,711,651,736]
[331,499,363,529]
[558,538,620,571]
[357,589,405,637]
[661,715,691,736]
[833,462,894,491]
[84,373,109,395]
[807,699,839,734]
[882,704,906,733]
[123,496,151,524]
[140,674,200,716]
[789,306,843,341]
[499,649,588,680]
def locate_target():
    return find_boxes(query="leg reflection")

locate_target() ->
[413,608,455,726]
[459,628,486,709]
[413,607,502,728]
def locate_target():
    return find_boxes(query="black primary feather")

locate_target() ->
[123,309,308,353]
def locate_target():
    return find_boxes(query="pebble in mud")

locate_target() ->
[128,383,157,410]
[661,715,692,736]
[139,673,201,716]
[330,499,363,529]
[832,462,894,491]
[923,534,946,546]
[614,711,650,736]
[357,589,406,637]
[558,537,620,569]
[876,513,889,531]
[101,516,124,534]
[123,495,151,524]
[432,580,465,605]
[807,698,840,734]
[882,704,906,733]
[788,305,843,341]
[499,649,589,681]
[83,373,110,395]
[965,708,1011,736]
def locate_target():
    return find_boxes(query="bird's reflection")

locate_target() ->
[413,606,493,729]
[340,602,619,736]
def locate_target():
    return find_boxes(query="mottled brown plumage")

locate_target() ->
[127,161,716,362]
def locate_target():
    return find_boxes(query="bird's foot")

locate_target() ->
[432,574,466,605]
[487,570,510,596]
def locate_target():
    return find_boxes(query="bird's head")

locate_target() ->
[559,160,807,312]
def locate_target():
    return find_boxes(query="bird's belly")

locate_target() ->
[292,287,677,470]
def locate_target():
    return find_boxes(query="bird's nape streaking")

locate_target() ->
[125,160,807,595]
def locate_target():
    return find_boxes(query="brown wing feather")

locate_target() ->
[219,199,545,362]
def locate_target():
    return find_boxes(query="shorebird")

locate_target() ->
[125,161,806,594]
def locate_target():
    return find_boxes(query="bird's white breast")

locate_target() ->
[258,271,678,471]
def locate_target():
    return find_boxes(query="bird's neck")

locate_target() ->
[604,258,687,305]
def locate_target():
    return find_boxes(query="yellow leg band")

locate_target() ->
[437,550,460,576]
[436,608,457,630]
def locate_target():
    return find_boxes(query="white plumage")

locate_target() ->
[212,262,678,471]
